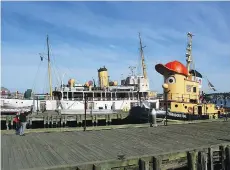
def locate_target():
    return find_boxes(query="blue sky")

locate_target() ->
[1,1,230,93]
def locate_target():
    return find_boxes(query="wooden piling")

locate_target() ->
[139,158,149,170]
[51,116,54,128]
[153,156,162,170]
[47,116,50,128]
[199,151,208,170]
[208,148,213,170]
[64,115,67,127]
[187,151,197,170]
[225,146,230,170]
[220,145,226,170]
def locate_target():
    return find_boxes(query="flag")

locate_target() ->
[207,80,216,91]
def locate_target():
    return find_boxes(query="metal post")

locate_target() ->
[36,96,39,115]
[165,92,168,126]
[84,94,87,131]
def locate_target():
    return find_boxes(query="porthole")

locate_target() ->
[185,106,187,109]
[175,104,178,108]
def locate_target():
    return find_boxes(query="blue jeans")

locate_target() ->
[20,122,27,135]
[15,122,21,135]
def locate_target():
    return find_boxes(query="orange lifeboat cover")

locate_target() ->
[155,60,188,76]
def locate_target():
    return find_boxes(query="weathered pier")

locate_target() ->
[1,121,230,170]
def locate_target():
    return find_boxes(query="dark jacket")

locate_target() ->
[19,113,27,122]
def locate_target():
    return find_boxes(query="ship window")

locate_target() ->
[63,92,67,100]
[193,87,196,93]
[175,104,178,108]
[68,92,72,100]
[185,106,187,109]
[73,92,83,100]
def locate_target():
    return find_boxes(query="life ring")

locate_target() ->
[188,107,193,113]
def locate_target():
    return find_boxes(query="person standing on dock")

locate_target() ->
[13,112,20,135]
[19,111,28,136]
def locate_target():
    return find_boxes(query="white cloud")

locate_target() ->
[2,2,230,93]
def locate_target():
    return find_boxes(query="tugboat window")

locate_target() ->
[185,106,187,109]
[175,104,178,108]
[193,87,196,93]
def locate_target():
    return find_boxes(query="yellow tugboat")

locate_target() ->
[155,32,225,120]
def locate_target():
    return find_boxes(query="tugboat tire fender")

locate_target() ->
[188,107,193,113]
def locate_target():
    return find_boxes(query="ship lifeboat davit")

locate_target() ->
[155,60,188,76]
[68,79,75,87]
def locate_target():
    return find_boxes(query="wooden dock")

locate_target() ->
[1,121,230,170]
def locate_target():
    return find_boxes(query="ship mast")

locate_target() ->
[186,32,194,76]
[139,33,147,79]
[47,35,53,98]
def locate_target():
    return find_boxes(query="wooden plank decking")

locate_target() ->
[1,121,230,170]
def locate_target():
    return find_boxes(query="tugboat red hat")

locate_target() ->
[155,60,188,76]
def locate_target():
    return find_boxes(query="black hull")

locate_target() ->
[123,106,150,124]
[156,113,209,121]
[124,106,218,124]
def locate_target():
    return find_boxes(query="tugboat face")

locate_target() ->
[163,73,187,96]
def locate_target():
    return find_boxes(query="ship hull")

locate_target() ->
[124,107,217,123]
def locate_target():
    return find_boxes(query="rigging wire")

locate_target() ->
[50,55,62,83]
[51,63,61,87]
[32,60,42,93]
[42,67,48,94]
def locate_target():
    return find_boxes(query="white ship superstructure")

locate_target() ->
[1,33,159,114]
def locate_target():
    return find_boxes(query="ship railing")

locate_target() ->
[167,93,198,102]
[62,97,149,101]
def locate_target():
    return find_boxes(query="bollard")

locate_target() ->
[150,108,157,127]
